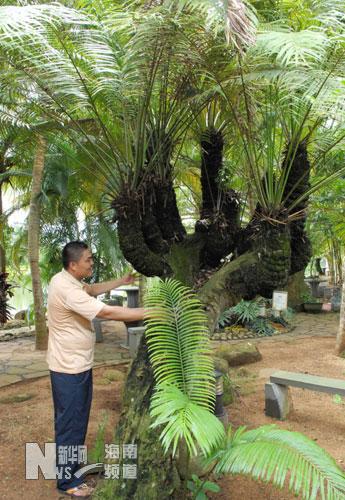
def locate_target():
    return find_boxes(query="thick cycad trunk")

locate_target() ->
[196,127,240,267]
[28,136,48,351]
[110,335,181,500]
[107,234,290,499]
[103,136,312,499]
[282,141,312,274]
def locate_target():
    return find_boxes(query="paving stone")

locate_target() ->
[24,362,49,371]
[0,374,22,387]
[6,366,41,375]
[22,371,49,380]
[6,360,31,367]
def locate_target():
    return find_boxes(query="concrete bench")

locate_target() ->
[265,370,345,419]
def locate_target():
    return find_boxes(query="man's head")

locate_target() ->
[62,241,94,280]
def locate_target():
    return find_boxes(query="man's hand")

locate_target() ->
[121,273,136,285]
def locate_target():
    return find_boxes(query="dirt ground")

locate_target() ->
[0,334,345,500]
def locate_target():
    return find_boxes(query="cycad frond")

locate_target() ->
[144,278,215,408]
[144,278,225,456]
[150,384,225,457]
[206,425,345,500]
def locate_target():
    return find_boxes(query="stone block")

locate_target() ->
[212,356,229,374]
[128,327,146,358]
[265,382,290,419]
[214,342,262,367]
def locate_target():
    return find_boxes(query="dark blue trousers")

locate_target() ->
[49,368,93,491]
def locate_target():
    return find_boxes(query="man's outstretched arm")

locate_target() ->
[83,274,135,297]
[96,305,145,322]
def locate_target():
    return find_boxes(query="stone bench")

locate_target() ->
[265,370,345,419]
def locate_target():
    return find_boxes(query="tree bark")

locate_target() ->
[28,136,48,351]
[0,182,5,274]
[110,335,181,500]
[335,264,345,356]
[105,244,290,499]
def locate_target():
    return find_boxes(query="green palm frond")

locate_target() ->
[144,278,225,457]
[255,28,329,68]
[205,425,345,500]
[150,384,225,457]
[144,278,215,408]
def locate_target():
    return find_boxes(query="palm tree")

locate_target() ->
[28,135,48,350]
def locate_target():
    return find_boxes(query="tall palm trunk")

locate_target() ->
[28,136,48,350]
[0,181,5,274]
[335,269,345,356]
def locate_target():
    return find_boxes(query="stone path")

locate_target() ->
[0,321,131,388]
[0,312,340,388]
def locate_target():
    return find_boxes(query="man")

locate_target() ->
[46,241,146,498]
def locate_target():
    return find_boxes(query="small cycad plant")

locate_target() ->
[144,278,224,458]
[144,278,345,499]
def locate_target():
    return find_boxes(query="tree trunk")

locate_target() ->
[0,182,5,274]
[109,335,181,500]
[335,264,345,356]
[28,136,48,351]
[105,245,289,499]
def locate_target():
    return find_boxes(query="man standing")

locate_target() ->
[46,241,146,498]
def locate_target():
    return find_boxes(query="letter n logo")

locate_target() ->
[25,443,56,479]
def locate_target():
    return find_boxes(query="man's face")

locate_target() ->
[69,249,94,279]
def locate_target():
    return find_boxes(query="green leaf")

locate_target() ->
[206,425,345,499]
[203,481,221,493]
[195,492,208,500]
[332,394,343,405]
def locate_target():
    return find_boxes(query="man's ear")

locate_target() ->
[69,261,77,272]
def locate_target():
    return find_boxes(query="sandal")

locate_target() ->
[61,483,94,498]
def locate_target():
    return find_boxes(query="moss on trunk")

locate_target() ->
[99,335,181,500]
[166,233,204,286]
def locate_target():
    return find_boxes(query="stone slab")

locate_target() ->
[22,371,49,380]
[270,370,345,396]
[6,366,40,375]
[0,374,22,387]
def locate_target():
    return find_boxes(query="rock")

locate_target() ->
[0,326,35,342]
[14,310,27,321]
[95,378,111,385]
[103,369,125,382]
[1,319,27,330]
[214,342,262,367]
[212,356,229,374]
[287,271,309,309]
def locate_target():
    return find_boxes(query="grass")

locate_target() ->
[0,392,36,403]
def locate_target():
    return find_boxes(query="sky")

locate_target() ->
[3,187,28,227]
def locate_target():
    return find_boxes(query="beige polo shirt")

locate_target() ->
[46,269,104,374]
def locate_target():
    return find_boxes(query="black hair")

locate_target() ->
[62,241,89,270]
